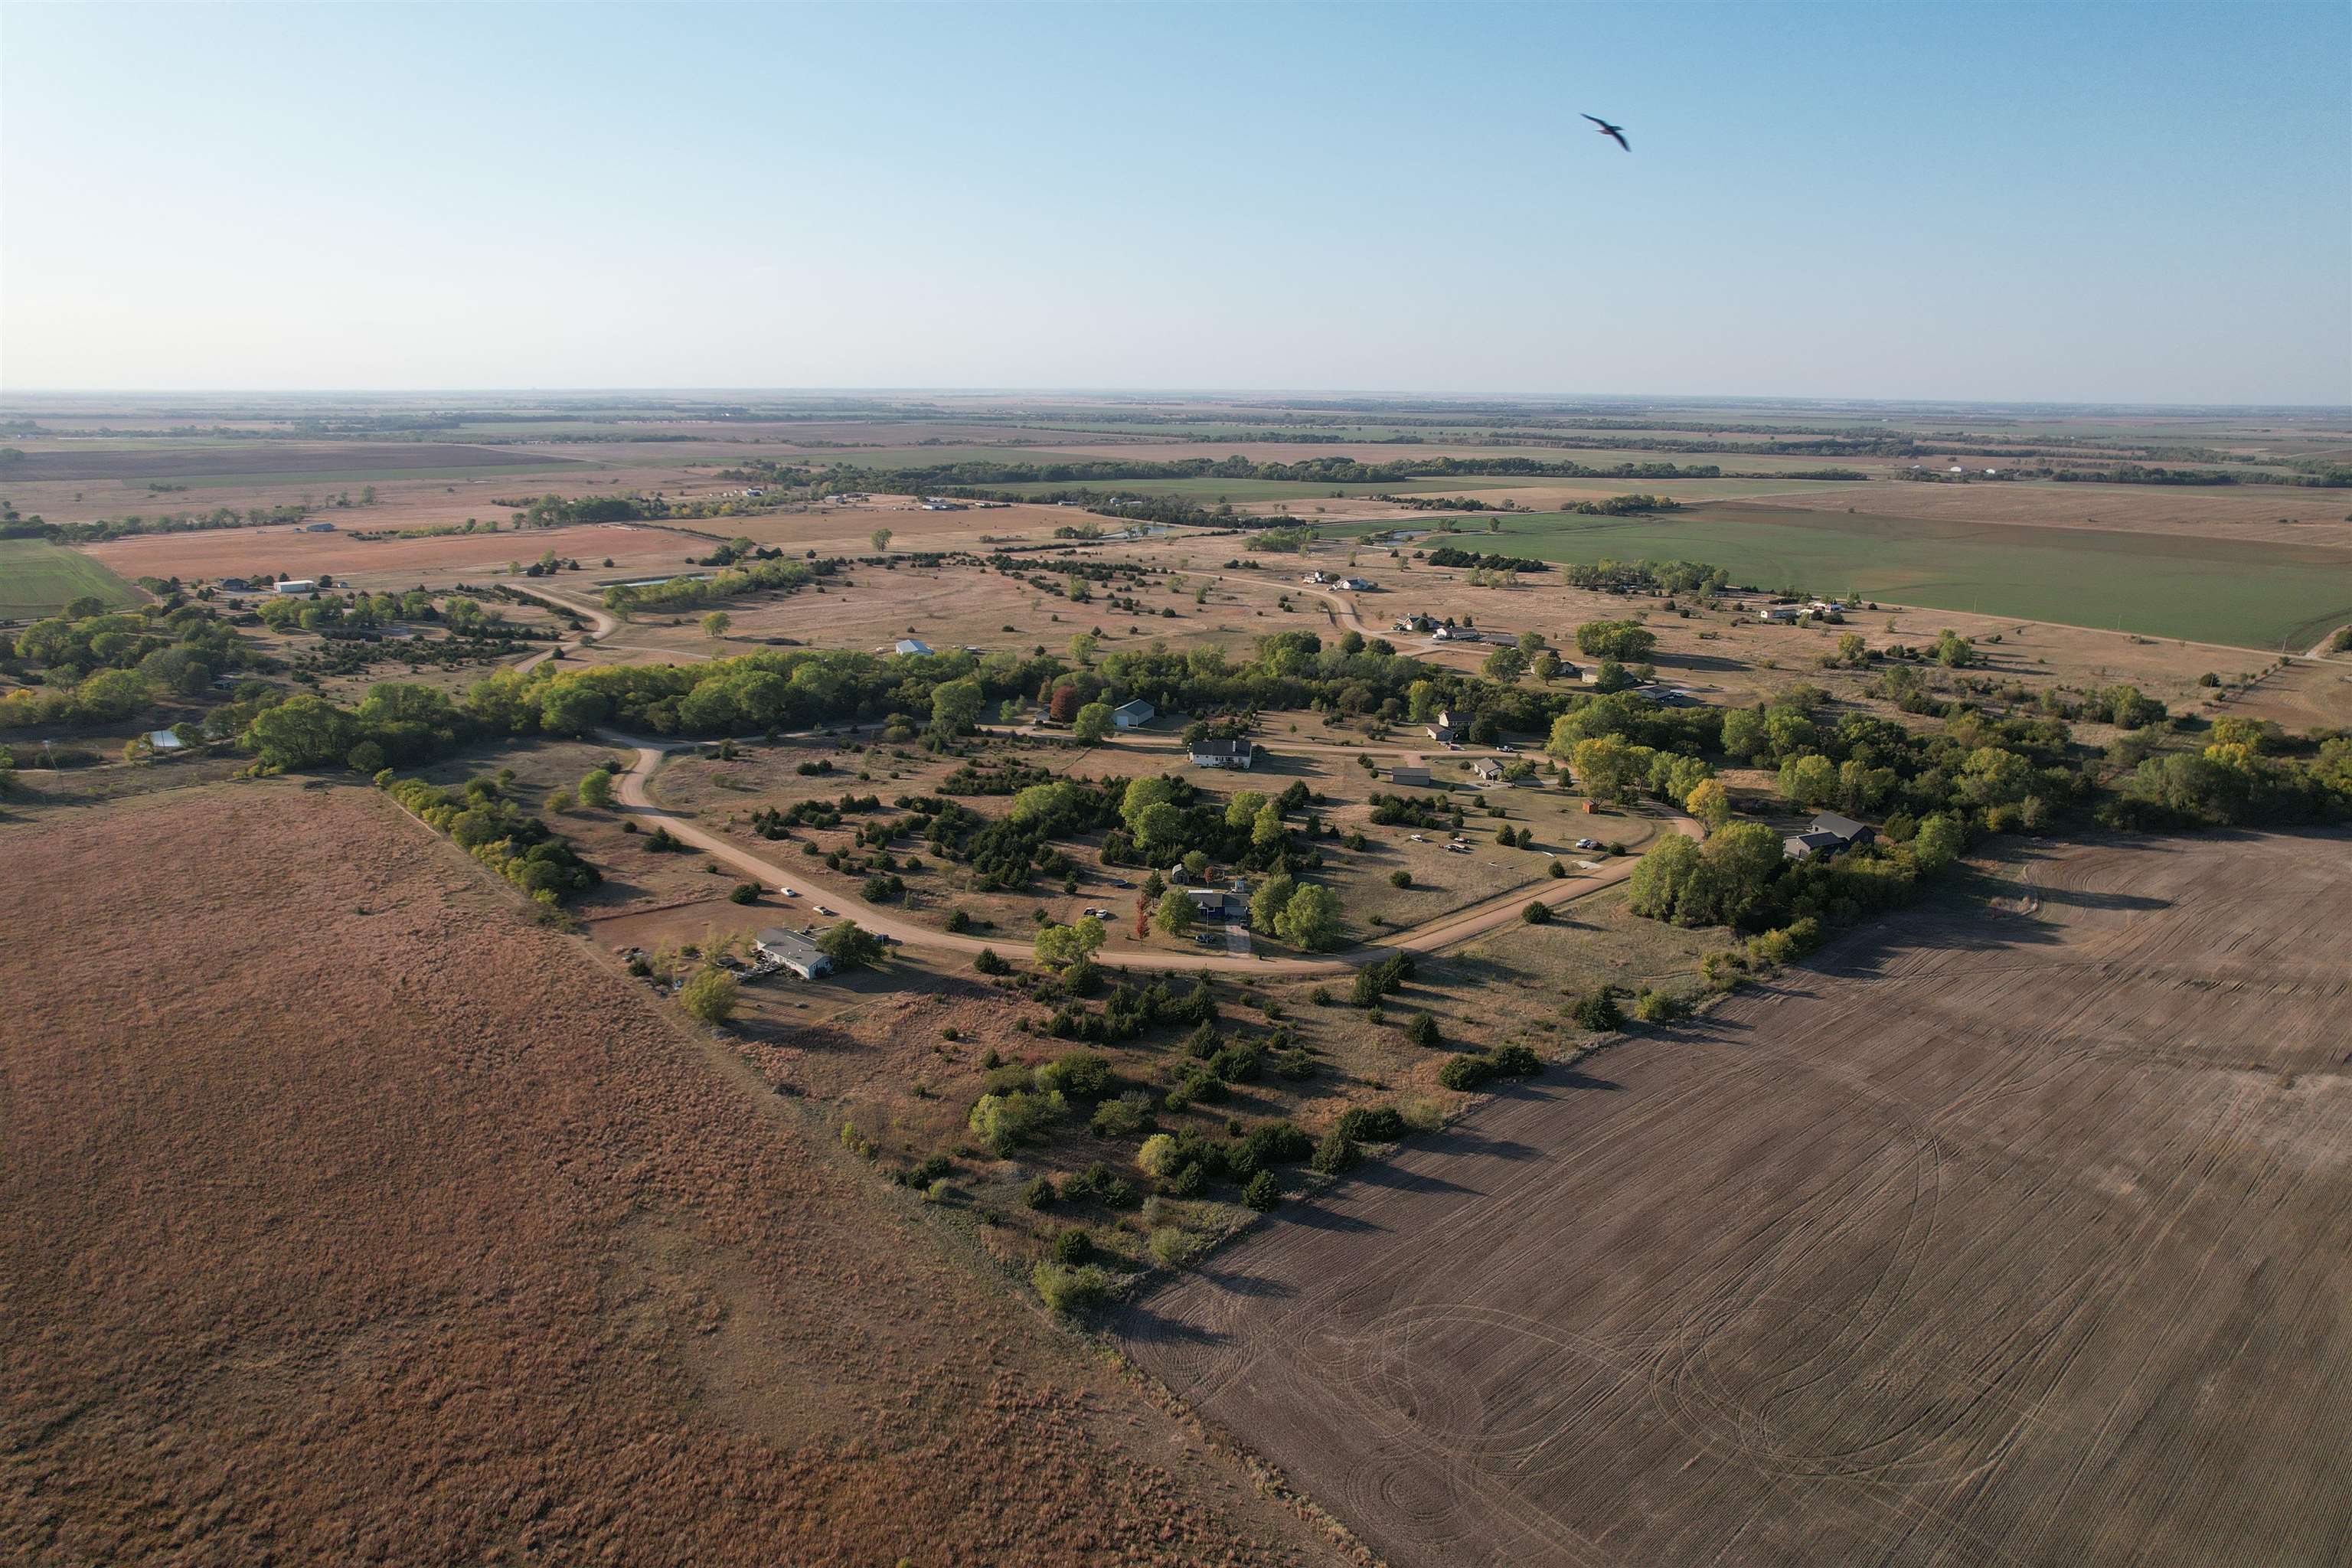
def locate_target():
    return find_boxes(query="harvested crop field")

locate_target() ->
[1,785,1344,1568]
[1,441,581,483]
[1126,829,2352,1568]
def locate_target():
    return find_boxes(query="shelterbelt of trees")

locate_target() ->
[232,606,2350,836]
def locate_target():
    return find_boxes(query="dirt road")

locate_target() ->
[511,584,619,671]
[608,737,1695,975]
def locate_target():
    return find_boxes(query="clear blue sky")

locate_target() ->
[5,1,2346,401]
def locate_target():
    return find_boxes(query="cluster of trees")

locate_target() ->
[1244,526,1317,554]
[2105,724,2352,829]
[603,556,830,615]
[1563,494,1682,515]
[1422,546,1548,573]
[1573,620,1657,662]
[1,601,261,731]
[379,772,600,903]
[1556,558,1731,595]
[506,492,665,527]
[15,502,315,545]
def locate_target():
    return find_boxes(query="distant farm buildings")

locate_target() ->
[274,579,318,595]
[1390,763,1432,786]
[1112,699,1155,729]
[894,638,933,656]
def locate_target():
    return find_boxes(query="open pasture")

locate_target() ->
[1128,829,2352,1568]
[1417,501,2352,650]
[0,784,1341,1568]
[0,538,144,618]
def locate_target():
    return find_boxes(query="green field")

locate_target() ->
[0,539,146,619]
[1348,503,2352,651]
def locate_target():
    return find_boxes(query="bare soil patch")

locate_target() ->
[1,784,1345,1568]
[1126,831,2352,1568]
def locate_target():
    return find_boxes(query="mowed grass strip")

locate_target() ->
[1354,501,2352,650]
[0,539,145,617]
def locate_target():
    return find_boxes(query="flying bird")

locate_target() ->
[1583,113,1630,152]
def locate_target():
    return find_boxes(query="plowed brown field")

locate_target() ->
[1126,830,2352,1568]
[1,785,1344,1568]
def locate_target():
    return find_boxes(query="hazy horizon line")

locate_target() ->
[5,387,2348,415]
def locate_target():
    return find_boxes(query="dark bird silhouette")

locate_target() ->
[1583,113,1630,152]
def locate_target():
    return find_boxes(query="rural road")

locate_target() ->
[604,731,1697,976]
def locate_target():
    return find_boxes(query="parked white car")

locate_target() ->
[776,885,798,897]
[1574,837,1599,851]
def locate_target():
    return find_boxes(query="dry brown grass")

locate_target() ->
[0,784,1347,1568]
[1128,831,2352,1568]
[78,520,695,588]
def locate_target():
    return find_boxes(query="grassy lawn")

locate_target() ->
[1401,500,2352,651]
[0,540,145,618]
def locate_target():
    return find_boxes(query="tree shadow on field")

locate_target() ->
[1282,1201,1383,1235]
[2007,880,2170,912]
[1352,1161,1482,1197]
[1652,649,1748,675]
[1118,1302,1230,1348]
[1191,1264,1301,1302]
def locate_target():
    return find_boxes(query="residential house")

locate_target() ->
[1187,737,1256,770]
[1757,605,1802,622]
[1471,758,1504,782]
[756,928,836,980]
[1783,813,1877,861]
[1810,812,1877,848]
[1338,577,1373,591]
